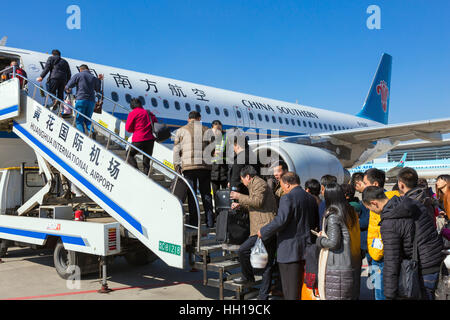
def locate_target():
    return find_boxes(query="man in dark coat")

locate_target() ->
[258,172,319,300]
[37,49,72,110]
[362,186,444,300]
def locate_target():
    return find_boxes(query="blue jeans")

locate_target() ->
[421,272,439,300]
[75,100,95,134]
[369,259,385,300]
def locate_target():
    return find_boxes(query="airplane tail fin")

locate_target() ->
[0,36,7,46]
[357,53,392,125]
[397,152,407,167]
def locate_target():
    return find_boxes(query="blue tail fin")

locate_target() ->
[357,53,392,125]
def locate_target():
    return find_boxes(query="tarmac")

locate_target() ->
[0,246,373,300]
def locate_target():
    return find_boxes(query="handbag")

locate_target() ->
[317,213,329,300]
[434,260,450,300]
[147,110,171,142]
[94,80,103,114]
[398,221,422,300]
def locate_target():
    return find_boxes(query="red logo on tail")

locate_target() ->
[376,80,389,113]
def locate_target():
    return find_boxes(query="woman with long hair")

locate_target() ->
[316,183,361,300]
[436,174,450,220]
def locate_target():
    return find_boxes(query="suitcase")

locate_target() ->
[215,209,250,245]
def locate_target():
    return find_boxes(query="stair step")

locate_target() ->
[205,260,241,272]
[207,275,263,291]
[198,243,223,254]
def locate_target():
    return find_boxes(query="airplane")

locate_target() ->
[1,43,450,184]
[348,152,450,180]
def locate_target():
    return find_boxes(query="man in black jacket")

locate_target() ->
[37,49,71,110]
[258,172,319,300]
[226,128,259,194]
[397,167,437,222]
[362,186,444,300]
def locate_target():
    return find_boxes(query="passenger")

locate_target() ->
[363,168,400,300]
[316,183,361,300]
[257,172,319,300]
[318,175,338,230]
[436,174,450,220]
[173,111,215,228]
[229,165,277,300]
[227,128,259,195]
[342,183,369,264]
[351,172,365,195]
[397,167,437,223]
[210,120,228,207]
[65,64,103,134]
[125,98,157,175]
[362,186,444,300]
[37,49,71,110]
[305,178,321,206]
[266,160,288,208]
[2,61,27,88]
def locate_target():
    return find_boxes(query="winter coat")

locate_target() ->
[367,190,400,261]
[173,121,214,172]
[227,147,259,193]
[125,107,157,142]
[261,186,319,263]
[237,176,277,237]
[40,55,71,82]
[380,196,444,299]
[316,209,361,300]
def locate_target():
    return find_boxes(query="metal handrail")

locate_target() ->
[12,68,203,251]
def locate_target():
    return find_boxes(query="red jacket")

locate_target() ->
[125,107,157,142]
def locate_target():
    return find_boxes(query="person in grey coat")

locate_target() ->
[316,183,361,300]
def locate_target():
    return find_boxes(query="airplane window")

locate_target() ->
[297,120,301,126]
[272,116,276,123]
[249,112,254,120]
[111,91,119,102]
[163,99,170,109]
[319,123,323,129]
[185,103,191,111]
[138,96,146,106]
[303,121,307,127]
[333,125,337,130]
[338,126,341,130]
[291,119,295,126]
[196,104,201,113]
[205,105,211,114]
[308,121,312,128]
[278,117,283,124]
[237,110,242,119]
[174,101,181,110]
[151,97,158,107]
[265,115,270,122]
[314,122,318,129]
[285,118,289,125]
[257,114,262,121]
[215,107,220,116]
[125,94,132,104]
[224,108,229,117]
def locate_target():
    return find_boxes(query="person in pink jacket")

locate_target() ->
[125,98,158,175]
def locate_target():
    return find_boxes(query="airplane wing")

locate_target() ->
[278,117,450,168]
[392,138,450,151]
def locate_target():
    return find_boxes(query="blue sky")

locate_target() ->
[2,0,449,124]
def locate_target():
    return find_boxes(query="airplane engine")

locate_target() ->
[253,141,348,185]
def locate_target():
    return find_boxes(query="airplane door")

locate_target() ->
[245,107,257,128]
[233,105,249,129]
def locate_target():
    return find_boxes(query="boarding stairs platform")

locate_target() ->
[0,74,265,299]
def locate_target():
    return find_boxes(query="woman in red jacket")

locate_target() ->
[125,98,157,175]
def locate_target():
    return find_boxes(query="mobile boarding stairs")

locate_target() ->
[0,70,266,299]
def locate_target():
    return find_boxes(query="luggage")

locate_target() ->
[215,209,249,245]
[215,189,232,211]
[147,110,171,142]
[435,259,450,300]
